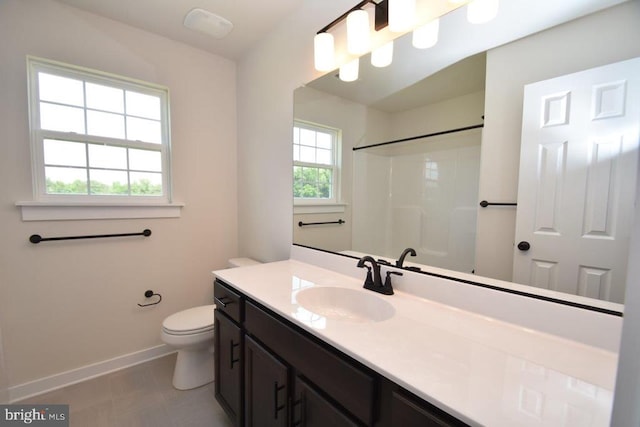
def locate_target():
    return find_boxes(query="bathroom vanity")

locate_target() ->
[213,258,617,427]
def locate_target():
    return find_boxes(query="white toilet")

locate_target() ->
[161,257,260,390]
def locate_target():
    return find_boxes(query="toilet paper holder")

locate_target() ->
[138,290,162,307]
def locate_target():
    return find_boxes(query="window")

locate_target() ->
[27,57,171,204]
[293,121,340,204]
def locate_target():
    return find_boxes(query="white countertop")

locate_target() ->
[214,260,617,427]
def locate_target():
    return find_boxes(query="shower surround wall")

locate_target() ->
[352,130,481,273]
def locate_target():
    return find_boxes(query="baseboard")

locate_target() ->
[9,344,175,403]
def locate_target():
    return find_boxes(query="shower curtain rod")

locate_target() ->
[352,123,484,152]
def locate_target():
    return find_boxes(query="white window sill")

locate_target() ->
[16,201,184,221]
[293,203,347,215]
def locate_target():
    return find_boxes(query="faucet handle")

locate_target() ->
[381,271,402,295]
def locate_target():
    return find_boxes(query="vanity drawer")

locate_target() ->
[214,279,243,323]
[245,300,376,426]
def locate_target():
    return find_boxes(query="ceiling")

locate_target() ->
[54,0,302,59]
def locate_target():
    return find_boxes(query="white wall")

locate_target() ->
[476,1,640,281]
[0,0,237,397]
[237,0,356,262]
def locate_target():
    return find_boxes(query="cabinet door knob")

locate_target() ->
[517,241,531,251]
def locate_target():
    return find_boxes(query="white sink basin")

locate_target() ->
[295,286,395,323]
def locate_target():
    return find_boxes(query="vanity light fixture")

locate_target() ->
[467,0,499,24]
[347,9,371,54]
[412,18,439,49]
[371,41,394,67]
[339,58,360,82]
[388,0,416,32]
[314,0,499,80]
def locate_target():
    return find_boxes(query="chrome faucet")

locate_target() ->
[357,256,397,295]
[396,247,417,268]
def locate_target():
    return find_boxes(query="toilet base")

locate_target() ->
[172,346,214,390]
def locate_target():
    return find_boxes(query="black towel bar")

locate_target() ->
[29,229,152,244]
[298,219,345,227]
[479,200,517,208]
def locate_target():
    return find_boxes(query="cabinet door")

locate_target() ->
[391,390,467,427]
[293,376,358,427]
[245,335,289,427]
[214,310,243,427]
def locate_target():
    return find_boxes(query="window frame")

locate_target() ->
[26,56,173,205]
[293,120,341,206]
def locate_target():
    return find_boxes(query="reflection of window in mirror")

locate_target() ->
[292,121,341,205]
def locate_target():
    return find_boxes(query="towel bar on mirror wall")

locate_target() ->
[29,229,152,244]
[298,219,345,227]
[479,201,517,208]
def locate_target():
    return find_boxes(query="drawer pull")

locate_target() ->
[215,296,232,308]
[274,381,286,420]
[230,340,240,369]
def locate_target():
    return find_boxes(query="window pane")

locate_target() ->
[293,127,300,145]
[300,146,316,163]
[38,73,84,106]
[45,166,87,194]
[293,145,300,162]
[86,83,124,113]
[89,169,128,195]
[130,172,162,195]
[44,139,86,167]
[126,91,161,120]
[316,148,332,165]
[88,144,127,169]
[127,117,161,144]
[316,132,332,149]
[87,110,125,139]
[129,149,161,172]
[40,102,85,133]
[299,128,316,146]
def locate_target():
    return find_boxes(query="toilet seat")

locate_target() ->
[162,305,214,335]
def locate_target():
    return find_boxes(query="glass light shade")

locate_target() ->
[346,9,371,55]
[339,58,359,82]
[467,0,499,24]
[314,32,335,71]
[371,41,394,68]
[389,0,416,32]
[412,19,439,49]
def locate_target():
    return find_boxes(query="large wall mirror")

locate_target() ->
[293,0,640,312]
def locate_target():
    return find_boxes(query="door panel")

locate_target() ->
[514,57,640,303]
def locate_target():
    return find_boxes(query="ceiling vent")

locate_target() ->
[183,8,233,39]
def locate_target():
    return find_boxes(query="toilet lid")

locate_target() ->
[162,305,215,333]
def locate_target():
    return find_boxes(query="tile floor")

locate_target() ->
[18,353,234,427]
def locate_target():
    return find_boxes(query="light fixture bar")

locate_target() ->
[317,0,372,34]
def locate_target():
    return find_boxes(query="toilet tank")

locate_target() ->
[227,258,260,268]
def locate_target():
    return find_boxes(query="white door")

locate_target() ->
[513,57,640,303]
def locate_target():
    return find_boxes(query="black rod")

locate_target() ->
[298,219,345,227]
[29,229,152,244]
[479,201,517,208]
[353,124,484,151]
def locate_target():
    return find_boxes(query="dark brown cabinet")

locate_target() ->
[293,376,359,427]
[214,280,244,427]
[213,279,468,427]
[244,335,289,427]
